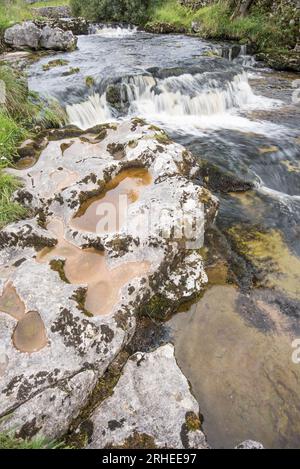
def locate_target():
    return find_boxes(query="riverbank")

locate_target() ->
[0,60,65,228]
[146,1,300,72]
[1,1,299,72]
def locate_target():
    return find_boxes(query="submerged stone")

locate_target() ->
[228,226,300,298]
[169,285,300,449]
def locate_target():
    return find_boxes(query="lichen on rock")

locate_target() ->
[87,344,210,449]
[0,119,217,443]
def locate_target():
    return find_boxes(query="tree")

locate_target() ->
[230,0,256,19]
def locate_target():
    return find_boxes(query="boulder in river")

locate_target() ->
[40,25,77,51]
[143,22,187,34]
[4,21,77,52]
[191,21,203,34]
[256,50,300,73]
[4,22,41,51]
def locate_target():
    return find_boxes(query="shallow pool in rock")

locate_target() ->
[71,168,152,233]
[0,283,26,321]
[37,218,150,316]
[13,311,48,354]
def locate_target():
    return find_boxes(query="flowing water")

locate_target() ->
[27,25,300,448]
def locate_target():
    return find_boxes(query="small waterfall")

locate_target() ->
[235,45,256,67]
[89,24,138,38]
[123,72,255,118]
[66,94,113,130]
[220,44,256,67]
[66,70,277,131]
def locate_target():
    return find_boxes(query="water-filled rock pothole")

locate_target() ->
[15,156,37,170]
[0,283,26,320]
[37,218,150,316]
[0,283,48,354]
[13,311,48,353]
[71,168,152,234]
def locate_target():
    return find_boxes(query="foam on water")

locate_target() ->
[66,71,282,135]
[89,25,138,38]
[66,93,114,130]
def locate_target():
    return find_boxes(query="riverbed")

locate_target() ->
[27,25,300,449]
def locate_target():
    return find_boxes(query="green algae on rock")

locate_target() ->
[228,225,300,299]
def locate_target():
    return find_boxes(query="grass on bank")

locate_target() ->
[0,431,66,449]
[0,0,70,36]
[148,0,296,51]
[0,64,66,228]
[69,0,296,53]
[0,64,28,227]
[0,171,26,227]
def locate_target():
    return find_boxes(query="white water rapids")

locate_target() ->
[66,71,281,133]
[89,24,138,37]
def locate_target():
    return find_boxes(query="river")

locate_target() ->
[27,25,300,449]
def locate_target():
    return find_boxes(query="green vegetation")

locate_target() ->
[0,430,67,449]
[70,0,150,24]
[85,75,95,87]
[70,0,298,55]
[0,65,29,227]
[43,59,69,71]
[148,1,297,52]
[0,0,70,43]
[33,0,70,7]
[147,0,191,27]
[0,171,27,228]
[63,66,80,76]
[0,64,65,228]
[0,1,33,35]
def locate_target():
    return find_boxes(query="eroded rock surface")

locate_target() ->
[0,120,217,440]
[87,344,209,449]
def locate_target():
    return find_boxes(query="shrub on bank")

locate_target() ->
[70,0,150,24]
[147,1,298,53]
